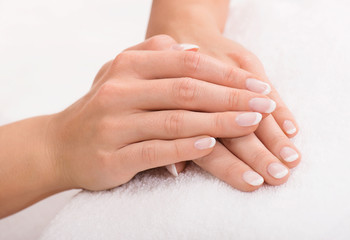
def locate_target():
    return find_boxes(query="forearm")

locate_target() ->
[0,115,65,218]
[146,0,229,41]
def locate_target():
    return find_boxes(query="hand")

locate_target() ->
[147,16,301,191]
[49,36,273,191]
[182,34,301,191]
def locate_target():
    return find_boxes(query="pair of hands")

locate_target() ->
[48,34,300,193]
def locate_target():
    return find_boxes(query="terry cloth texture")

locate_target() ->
[40,0,350,239]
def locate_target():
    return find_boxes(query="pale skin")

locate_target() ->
[0,37,278,218]
[146,0,301,187]
[0,1,301,218]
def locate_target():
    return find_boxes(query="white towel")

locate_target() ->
[32,0,350,239]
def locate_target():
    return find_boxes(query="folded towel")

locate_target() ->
[40,0,350,239]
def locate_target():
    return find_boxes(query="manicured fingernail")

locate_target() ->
[235,112,262,126]
[194,137,216,150]
[249,98,276,113]
[283,120,297,135]
[280,147,299,163]
[267,163,289,179]
[166,164,178,177]
[246,78,271,95]
[243,171,264,186]
[171,43,199,52]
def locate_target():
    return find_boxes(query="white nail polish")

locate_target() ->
[194,137,216,150]
[249,98,276,113]
[280,147,299,162]
[171,43,199,52]
[235,112,262,126]
[166,164,178,177]
[243,171,264,186]
[283,120,297,135]
[267,163,289,179]
[246,78,271,95]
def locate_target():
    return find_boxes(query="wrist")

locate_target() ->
[28,114,72,194]
[146,5,221,43]
[45,112,76,191]
[0,115,70,217]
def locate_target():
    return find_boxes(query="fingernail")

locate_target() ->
[249,98,276,113]
[280,147,299,163]
[235,112,262,127]
[194,137,216,150]
[283,120,297,135]
[171,43,199,52]
[267,163,289,179]
[243,171,264,186]
[166,164,178,177]
[246,78,271,95]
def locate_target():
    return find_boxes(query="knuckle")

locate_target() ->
[225,89,240,108]
[172,77,198,103]
[223,66,238,84]
[238,52,259,65]
[147,34,176,49]
[163,111,185,136]
[183,51,201,74]
[95,82,128,107]
[222,161,241,183]
[112,51,135,69]
[172,140,183,160]
[212,113,225,134]
[141,142,158,166]
[251,149,272,167]
[270,135,288,149]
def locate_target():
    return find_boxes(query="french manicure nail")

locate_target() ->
[194,137,216,150]
[246,78,271,95]
[235,112,262,126]
[280,147,299,162]
[243,171,264,186]
[166,164,178,177]
[267,163,289,179]
[171,43,199,52]
[249,98,276,113]
[283,120,297,135]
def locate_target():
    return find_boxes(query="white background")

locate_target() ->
[2,0,350,239]
[0,0,152,239]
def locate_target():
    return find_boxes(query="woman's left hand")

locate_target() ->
[147,24,301,191]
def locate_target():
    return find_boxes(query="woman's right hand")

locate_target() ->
[49,36,274,191]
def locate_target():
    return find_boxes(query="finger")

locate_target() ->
[236,53,299,137]
[269,90,299,137]
[125,34,177,51]
[171,43,199,52]
[165,162,187,177]
[128,110,262,142]
[133,78,276,113]
[254,115,301,168]
[194,142,264,191]
[111,50,271,95]
[221,133,290,186]
[116,136,216,173]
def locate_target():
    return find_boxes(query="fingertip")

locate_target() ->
[175,162,187,174]
[194,136,216,150]
[242,170,265,190]
[282,119,299,137]
[246,78,271,95]
[171,43,199,52]
[166,164,179,177]
[235,112,262,127]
